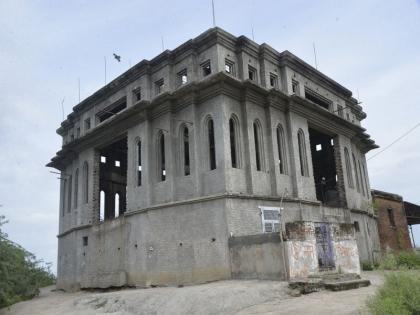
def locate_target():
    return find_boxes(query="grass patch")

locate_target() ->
[378,251,420,270]
[368,271,420,315]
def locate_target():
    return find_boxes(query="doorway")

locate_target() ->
[314,223,335,270]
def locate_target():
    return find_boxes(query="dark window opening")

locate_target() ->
[99,137,127,221]
[155,78,164,95]
[305,89,331,110]
[97,100,127,123]
[353,154,360,193]
[208,119,216,170]
[229,118,238,168]
[253,121,262,171]
[83,236,88,246]
[62,179,67,217]
[292,80,299,95]
[133,87,141,102]
[84,118,91,131]
[137,141,142,186]
[177,69,188,86]
[344,148,354,188]
[83,162,89,203]
[309,128,339,206]
[298,129,308,176]
[158,132,166,181]
[201,60,211,77]
[76,127,81,138]
[276,125,287,174]
[269,73,278,89]
[337,105,344,118]
[248,65,257,81]
[67,175,72,212]
[74,168,79,208]
[354,221,360,232]
[388,208,396,227]
[183,127,190,176]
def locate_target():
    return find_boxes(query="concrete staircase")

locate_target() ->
[288,273,370,294]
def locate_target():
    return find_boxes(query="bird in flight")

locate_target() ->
[113,53,121,62]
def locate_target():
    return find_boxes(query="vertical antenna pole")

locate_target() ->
[212,0,216,27]
[61,98,65,121]
[78,78,81,103]
[104,56,107,85]
[313,42,318,70]
[251,27,255,41]
[161,36,165,51]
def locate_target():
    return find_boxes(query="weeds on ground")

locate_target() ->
[361,261,374,271]
[378,251,420,270]
[367,272,420,315]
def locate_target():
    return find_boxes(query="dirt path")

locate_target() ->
[0,272,383,315]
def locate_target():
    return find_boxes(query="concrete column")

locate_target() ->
[144,116,153,206]
[192,96,202,196]
[284,108,298,198]
[264,105,278,196]
[334,135,348,209]
[240,96,253,194]
[91,150,101,224]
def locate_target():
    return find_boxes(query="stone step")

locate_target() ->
[323,279,371,291]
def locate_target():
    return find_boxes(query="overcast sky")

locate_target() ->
[1,0,420,273]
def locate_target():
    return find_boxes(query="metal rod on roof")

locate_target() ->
[61,98,65,121]
[212,0,216,27]
[313,42,318,70]
[161,36,165,51]
[104,56,107,85]
[78,77,81,103]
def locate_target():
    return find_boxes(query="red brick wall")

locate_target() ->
[373,195,412,251]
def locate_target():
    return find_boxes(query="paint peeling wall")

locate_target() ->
[331,223,360,274]
[285,222,318,278]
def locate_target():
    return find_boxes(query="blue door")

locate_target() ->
[315,223,335,270]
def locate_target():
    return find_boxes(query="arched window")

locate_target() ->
[362,163,369,195]
[83,162,89,203]
[62,179,67,216]
[352,154,360,193]
[207,118,216,170]
[229,116,240,168]
[297,129,309,176]
[137,140,142,186]
[99,190,105,221]
[276,124,287,174]
[158,131,166,181]
[344,148,354,188]
[253,120,264,171]
[74,168,79,208]
[67,175,72,212]
[358,160,365,196]
[182,126,190,175]
[115,193,120,218]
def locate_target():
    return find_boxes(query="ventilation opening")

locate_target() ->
[99,137,127,221]
[309,128,338,206]
[97,99,127,123]
[305,89,331,110]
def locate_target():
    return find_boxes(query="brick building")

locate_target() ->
[48,27,379,291]
[372,190,412,251]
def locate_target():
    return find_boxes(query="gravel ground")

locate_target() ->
[0,272,384,315]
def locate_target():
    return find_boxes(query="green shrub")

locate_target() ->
[0,215,55,308]
[379,251,420,270]
[368,272,420,315]
[396,251,420,269]
[379,253,398,270]
[361,261,374,271]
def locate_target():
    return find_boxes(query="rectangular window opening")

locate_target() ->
[292,80,299,95]
[269,73,278,89]
[101,156,106,163]
[115,160,120,167]
[225,59,235,76]
[387,208,396,227]
[133,87,141,102]
[84,118,91,131]
[97,100,127,123]
[177,69,188,87]
[354,221,360,232]
[155,78,164,95]
[337,105,344,118]
[82,236,88,246]
[305,88,332,110]
[248,65,257,81]
[201,60,211,77]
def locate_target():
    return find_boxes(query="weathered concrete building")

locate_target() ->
[48,28,379,291]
